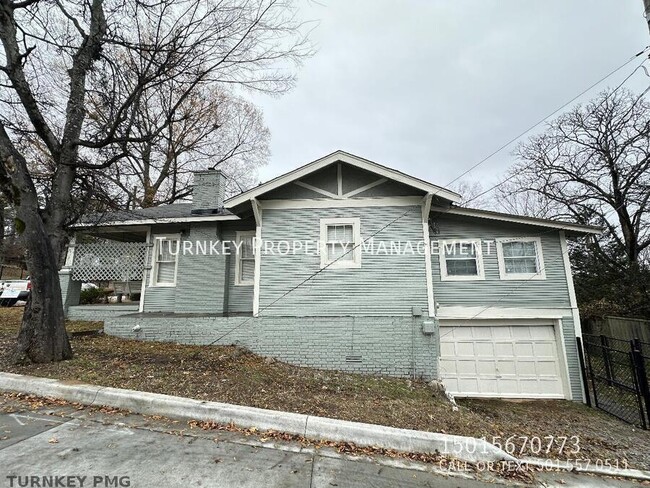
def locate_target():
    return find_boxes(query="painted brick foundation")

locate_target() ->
[68,305,140,322]
[105,315,438,380]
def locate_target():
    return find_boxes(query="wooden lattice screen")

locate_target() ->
[71,242,147,281]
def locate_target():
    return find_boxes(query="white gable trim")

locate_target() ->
[421,194,436,317]
[259,196,422,210]
[294,180,341,199]
[252,198,262,317]
[343,177,388,198]
[433,206,602,235]
[225,151,462,208]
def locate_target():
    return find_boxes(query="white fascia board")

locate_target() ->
[225,151,462,207]
[435,207,602,235]
[259,196,422,210]
[437,306,568,320]
[73,214,240,228]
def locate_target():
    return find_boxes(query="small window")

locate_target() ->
[439,240,484,281]
[320,217,361,269]
[235,231,256,285]
[151,236,179,286]
[497,237,546,280]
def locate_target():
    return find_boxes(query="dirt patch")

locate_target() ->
[1,307,649,469]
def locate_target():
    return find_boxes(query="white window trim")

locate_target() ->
[319,217,362,269]
[235,230,256,286]
[438,239,485,281]
[496,237,546,280]
[149,234,180,287]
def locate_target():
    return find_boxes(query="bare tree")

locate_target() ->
[105,79,270,209]
[503,89,650,268]
[449,180,493,209]
[495,178,566,219]
[0,0,309,362]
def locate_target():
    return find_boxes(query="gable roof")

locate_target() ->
[224,150,462,207]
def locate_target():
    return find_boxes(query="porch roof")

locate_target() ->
[72,203,238,229]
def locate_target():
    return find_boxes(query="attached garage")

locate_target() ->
[438,321,568,399]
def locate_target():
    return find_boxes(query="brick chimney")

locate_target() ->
[191,169,226,214]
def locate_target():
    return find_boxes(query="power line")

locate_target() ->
[464,52,650,205]
[206,47,649,345]
[206,204,420,345]
[437,190,639,347]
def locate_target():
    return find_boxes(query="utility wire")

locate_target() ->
[464,52,650,205]
[206,47,649,345]
[437,186,640,349]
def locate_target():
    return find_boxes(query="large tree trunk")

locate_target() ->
[0,197,4,264]
[13,212,71,363]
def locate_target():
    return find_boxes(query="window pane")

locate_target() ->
[240,259,255,282]
[504,257,538,274]
[156,261,176,284]
[447,258,478,276]
[328,243,353,261]
[158,239,177,261]
[445,242,476,259]
[502,241,536,257]
[241,236,254,258]
[328,224,353,242]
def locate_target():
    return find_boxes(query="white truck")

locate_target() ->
[0,278,31,306]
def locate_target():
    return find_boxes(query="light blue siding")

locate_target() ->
[430,213,572,308]
[259,205,429,316]
[143,286,176,312]
[561,314,582,400]
[175,223,226,313]
[221,220,255,313]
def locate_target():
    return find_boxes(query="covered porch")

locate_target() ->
[60,225,150,316]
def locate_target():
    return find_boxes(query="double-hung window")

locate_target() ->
[235,231,256,285]
[439,239,484,281]
[496,237,545,280]
[151,235,180,286]
[320,217,361,269]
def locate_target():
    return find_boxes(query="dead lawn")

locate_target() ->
[1,307,649,469]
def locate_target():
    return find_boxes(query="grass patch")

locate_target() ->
[1,307,649,468]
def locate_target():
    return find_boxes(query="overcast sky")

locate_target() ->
[252,1,649,197]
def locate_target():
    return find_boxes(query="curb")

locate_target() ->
[0,372,513,464]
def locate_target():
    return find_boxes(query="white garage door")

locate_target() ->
[439,323,565,398]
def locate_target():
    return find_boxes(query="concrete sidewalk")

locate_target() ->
[1,372,649,486]
[0,397,644,488]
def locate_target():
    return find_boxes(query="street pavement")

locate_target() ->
[0,400,646,488]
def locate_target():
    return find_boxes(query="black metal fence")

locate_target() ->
[578,334,650,429]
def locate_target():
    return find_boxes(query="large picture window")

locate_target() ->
[235,231,256,285]
[151,235,179,286]
[496,237,545,280]
[438,240,484,281]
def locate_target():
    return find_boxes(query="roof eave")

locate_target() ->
[436,206,602,235]
[71,214,240,229]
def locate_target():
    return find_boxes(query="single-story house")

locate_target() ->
[61,150,600,401]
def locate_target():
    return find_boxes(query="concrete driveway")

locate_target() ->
[0,401,644,488]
